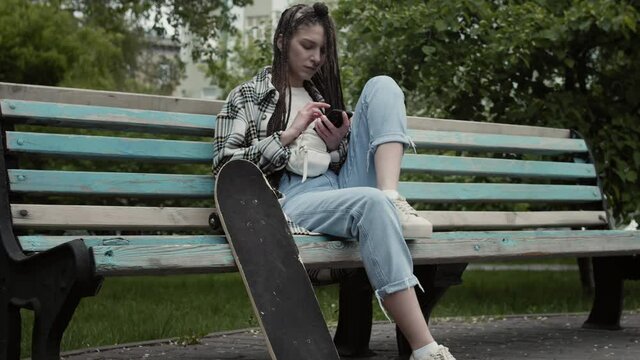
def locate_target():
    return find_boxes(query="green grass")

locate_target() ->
[19,267,640,358]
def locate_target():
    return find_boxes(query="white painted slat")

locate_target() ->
[408,129,587,154]
[419,211,608,230]
[0,82,221,115]
[11,204,213,230]
[407,116,571,138]
[11,204,608,231]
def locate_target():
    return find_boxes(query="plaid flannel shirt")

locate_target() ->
[212,67,349,177]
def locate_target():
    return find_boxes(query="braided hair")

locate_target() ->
[267,2,345,136]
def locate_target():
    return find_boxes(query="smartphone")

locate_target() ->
[325,109,353,128]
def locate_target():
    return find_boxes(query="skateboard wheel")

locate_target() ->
[208,213,222,232]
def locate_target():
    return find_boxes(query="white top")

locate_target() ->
[284,87,332,181]
[286,87,327,154]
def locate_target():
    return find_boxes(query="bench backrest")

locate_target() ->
[0,82,611,274]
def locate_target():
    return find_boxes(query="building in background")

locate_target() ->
[139,33,184,96]
[172,37,220,99]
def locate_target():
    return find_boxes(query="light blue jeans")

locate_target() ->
[279,76,420,301]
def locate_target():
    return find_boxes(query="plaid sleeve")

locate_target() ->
[212,87,290,176]
[329,131,350,172]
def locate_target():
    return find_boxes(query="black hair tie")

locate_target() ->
[313,2,329,18]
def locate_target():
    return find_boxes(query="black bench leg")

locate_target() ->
[396,263,468,359]
[577,257,594,294]
[31,292,83,360]
[0,299,21,360]
[583,255,639,330]
[333,268,375,357]
[1,239,102,360]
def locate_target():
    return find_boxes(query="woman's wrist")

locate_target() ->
[279,127,302,146]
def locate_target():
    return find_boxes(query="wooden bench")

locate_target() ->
[1,82,639,359]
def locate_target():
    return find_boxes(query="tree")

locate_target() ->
[0,0,122,88]
[63,0,252,60]
[333,0,640,223]
[0,0,252,93]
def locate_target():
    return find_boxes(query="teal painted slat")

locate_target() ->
[18,230,640,275]
[402,154,596,179]
[18,230,635,250]
[8,170,602,201]
[6,131,212,163]
[398,182,602,203]
[0,100,216,136]
[408,129,587,154]
[9,170,215,197]
[18,234,334,251]
[431,229,629,240]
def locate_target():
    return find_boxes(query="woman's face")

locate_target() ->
[285,23,326,87]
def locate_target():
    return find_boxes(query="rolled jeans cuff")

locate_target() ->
[374,274,421,299]
[370,132,412,151]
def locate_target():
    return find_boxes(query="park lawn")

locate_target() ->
[19,265,640,357]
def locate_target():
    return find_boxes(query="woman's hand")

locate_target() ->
[314,111,351,151]
[280,101,331,146]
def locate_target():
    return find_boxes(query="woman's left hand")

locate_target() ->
[314,111,351,151]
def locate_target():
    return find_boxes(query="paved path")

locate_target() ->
[61,312,640,360]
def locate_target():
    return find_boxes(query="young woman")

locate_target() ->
[212,3,455,360]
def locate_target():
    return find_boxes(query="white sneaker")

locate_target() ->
[390,194,433,238]
[409,345,456,360]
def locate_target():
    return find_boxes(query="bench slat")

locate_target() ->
[9,170,214,197]
[400,182,601,203]
[407,116,571,138]
[18,230,639,275]
[7,132,594,180]
[0,100,215,136]
[19,235,229,250]
[417,210,607,230]
[402,154,595,179]
[6,132,595,179]
[0,82,219,115]
[9,170,601,202]
[11,204,607,231]
[12,204,213,230]
[19,234,329,251]
[408,129,587,154]
[6,132,212,163]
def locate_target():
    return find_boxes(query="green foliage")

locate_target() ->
[0,0,120,87]
[0,0,253,93]
[334,0,640,223]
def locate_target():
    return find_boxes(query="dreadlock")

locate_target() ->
[267,2,345,136]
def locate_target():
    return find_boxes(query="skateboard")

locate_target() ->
[213,159,340,360]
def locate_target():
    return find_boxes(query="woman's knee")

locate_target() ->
[363,75,403,99]
[351,187,394,215]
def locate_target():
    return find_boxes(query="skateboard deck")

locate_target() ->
[214,160,340,360]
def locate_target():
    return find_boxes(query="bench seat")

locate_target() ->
[16,229,640,275]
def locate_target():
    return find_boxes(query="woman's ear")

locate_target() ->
[276,34,283,52]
